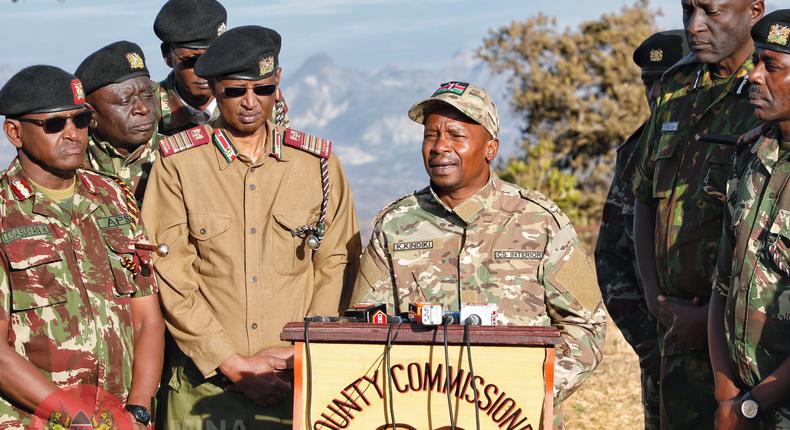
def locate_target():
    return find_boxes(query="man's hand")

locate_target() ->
[220,354,291,407]
[660,295,708,349]
[256,345,295,371]
[715,399,755,430]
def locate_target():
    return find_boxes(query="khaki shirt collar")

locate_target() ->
[428,168,498,225]
[213,120,285,170]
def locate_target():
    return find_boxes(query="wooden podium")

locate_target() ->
[281,322,562,430]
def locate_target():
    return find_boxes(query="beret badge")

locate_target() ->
[649,49,663,62]
[767,24,790,46]
[259,56,275,77]
[217,22,227,37]
[71,80,85,104]
[126,52,145,71]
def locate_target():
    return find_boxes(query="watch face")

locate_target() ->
[128,406,150,424]
[741,399,759,419]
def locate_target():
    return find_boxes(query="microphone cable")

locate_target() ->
[385,319,401,430]
[464,320,481,430]
[442,319,456,430]
[304,320,314,430]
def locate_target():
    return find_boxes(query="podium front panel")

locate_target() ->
[292,341,554,429]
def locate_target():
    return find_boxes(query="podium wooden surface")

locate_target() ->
[282,322,562,430]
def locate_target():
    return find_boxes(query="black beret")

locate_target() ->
[154,0,227,49]
[75,41,150,95]
[0,65,85,116]
[752,9,790,55]
[633,30,690,71]
[194,25,281,80]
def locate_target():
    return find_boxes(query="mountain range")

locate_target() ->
[0,52,520,237]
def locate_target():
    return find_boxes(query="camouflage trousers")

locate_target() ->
[636,342,660,430]
[659,351,716,430]
[156,347,292,430]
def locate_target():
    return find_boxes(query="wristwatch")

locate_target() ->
[125,404,151,426]
[739,391,761,420]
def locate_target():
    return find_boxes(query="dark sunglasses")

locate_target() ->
[222,84,277,98]
[177,55,201,69]
[17,111,92,134]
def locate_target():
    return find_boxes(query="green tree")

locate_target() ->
[480,0,658,234]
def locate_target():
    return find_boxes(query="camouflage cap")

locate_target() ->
[408,81,500,139]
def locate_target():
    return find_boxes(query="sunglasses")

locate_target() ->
[222,84,277,98]
[17,110,92,134]
[177,55,201,69]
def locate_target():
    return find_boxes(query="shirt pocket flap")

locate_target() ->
[6,240,61,270]
[655,133,681,160]
[187,212,230,241]
[101,229,135,255]
[5,241,67,310]
[272,212,314,232]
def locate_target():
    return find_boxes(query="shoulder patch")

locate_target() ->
[283,128,332,159]
[520,189,571,228]
[372,191,420,226]
[737,123,772,147]
[159,125,211,157]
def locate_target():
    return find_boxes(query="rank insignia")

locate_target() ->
[283,128,332,159]
[259,55,275,77]
[767,24,790,46]
[159,125,211,157]
[10,177,33,201]
[213,128,239,163]
[71,79,85,104]
[126,52,145,70]
[649,49,663,62]
[433,81,468,97]
[217,22,227,36]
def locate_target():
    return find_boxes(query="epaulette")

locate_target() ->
[519,189,572,228]
[737,123,772,147]
[283,128,332,159]
[159,125,211,157]
[371,192,417,226]
[660,53,698,83]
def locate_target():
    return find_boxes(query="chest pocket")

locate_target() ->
[765,210,790,280]
[653,131,682,199]
[4,238,67,311]
[389,239,455,307]
[187,211,230,279]
[702,145,735,204]
[101,228,139,297]
[271,212,315,276]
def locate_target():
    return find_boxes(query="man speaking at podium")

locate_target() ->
[350,82,606,428]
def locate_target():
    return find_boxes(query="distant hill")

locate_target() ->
[0,54,518,237]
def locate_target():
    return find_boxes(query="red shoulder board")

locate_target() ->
[283,128,332,159]
[160,125,211,157]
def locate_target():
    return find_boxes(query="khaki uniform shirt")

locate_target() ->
[85,133,161,206]
[351,173,606,407]
[0,160,156,427]
[142,120,361,377]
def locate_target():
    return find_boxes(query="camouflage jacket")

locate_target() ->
[85,133,161,207]
[595,123,657,351]
[713,126,790,389]
[351,172,606,406]
[157,72,290,135]
[0,159,156,427]
[629,54,759,300]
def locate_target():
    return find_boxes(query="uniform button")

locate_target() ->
[250,167,256,173]
[249,184,256,191]
[251,276,257,283]
[251,323,258,329]
[770,192,776,199]
[249,227,257,234]
[200,227,206,235]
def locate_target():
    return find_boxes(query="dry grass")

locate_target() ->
[563,321,644,430]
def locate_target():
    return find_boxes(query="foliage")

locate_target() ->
[480,0,658,228]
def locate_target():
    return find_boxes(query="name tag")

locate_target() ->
[392,240,433,252]
[97,214,132,229]
[1,224,50,244]
[494,250,544,260]
[661,122,679,133]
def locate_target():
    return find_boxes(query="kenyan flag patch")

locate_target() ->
[433,81,468,96]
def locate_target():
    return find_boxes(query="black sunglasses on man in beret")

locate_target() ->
[17,110,92,134]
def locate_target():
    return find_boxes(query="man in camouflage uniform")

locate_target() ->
[351,81,606,428]
[154,0,290,134]
[709,10,790,429]
[76,41,161,205]
[142,26,360,429]
[630,1,765,428]
[595,30,689,430]
[0,66,164,428]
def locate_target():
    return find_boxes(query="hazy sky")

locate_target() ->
[0,0,717,78]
